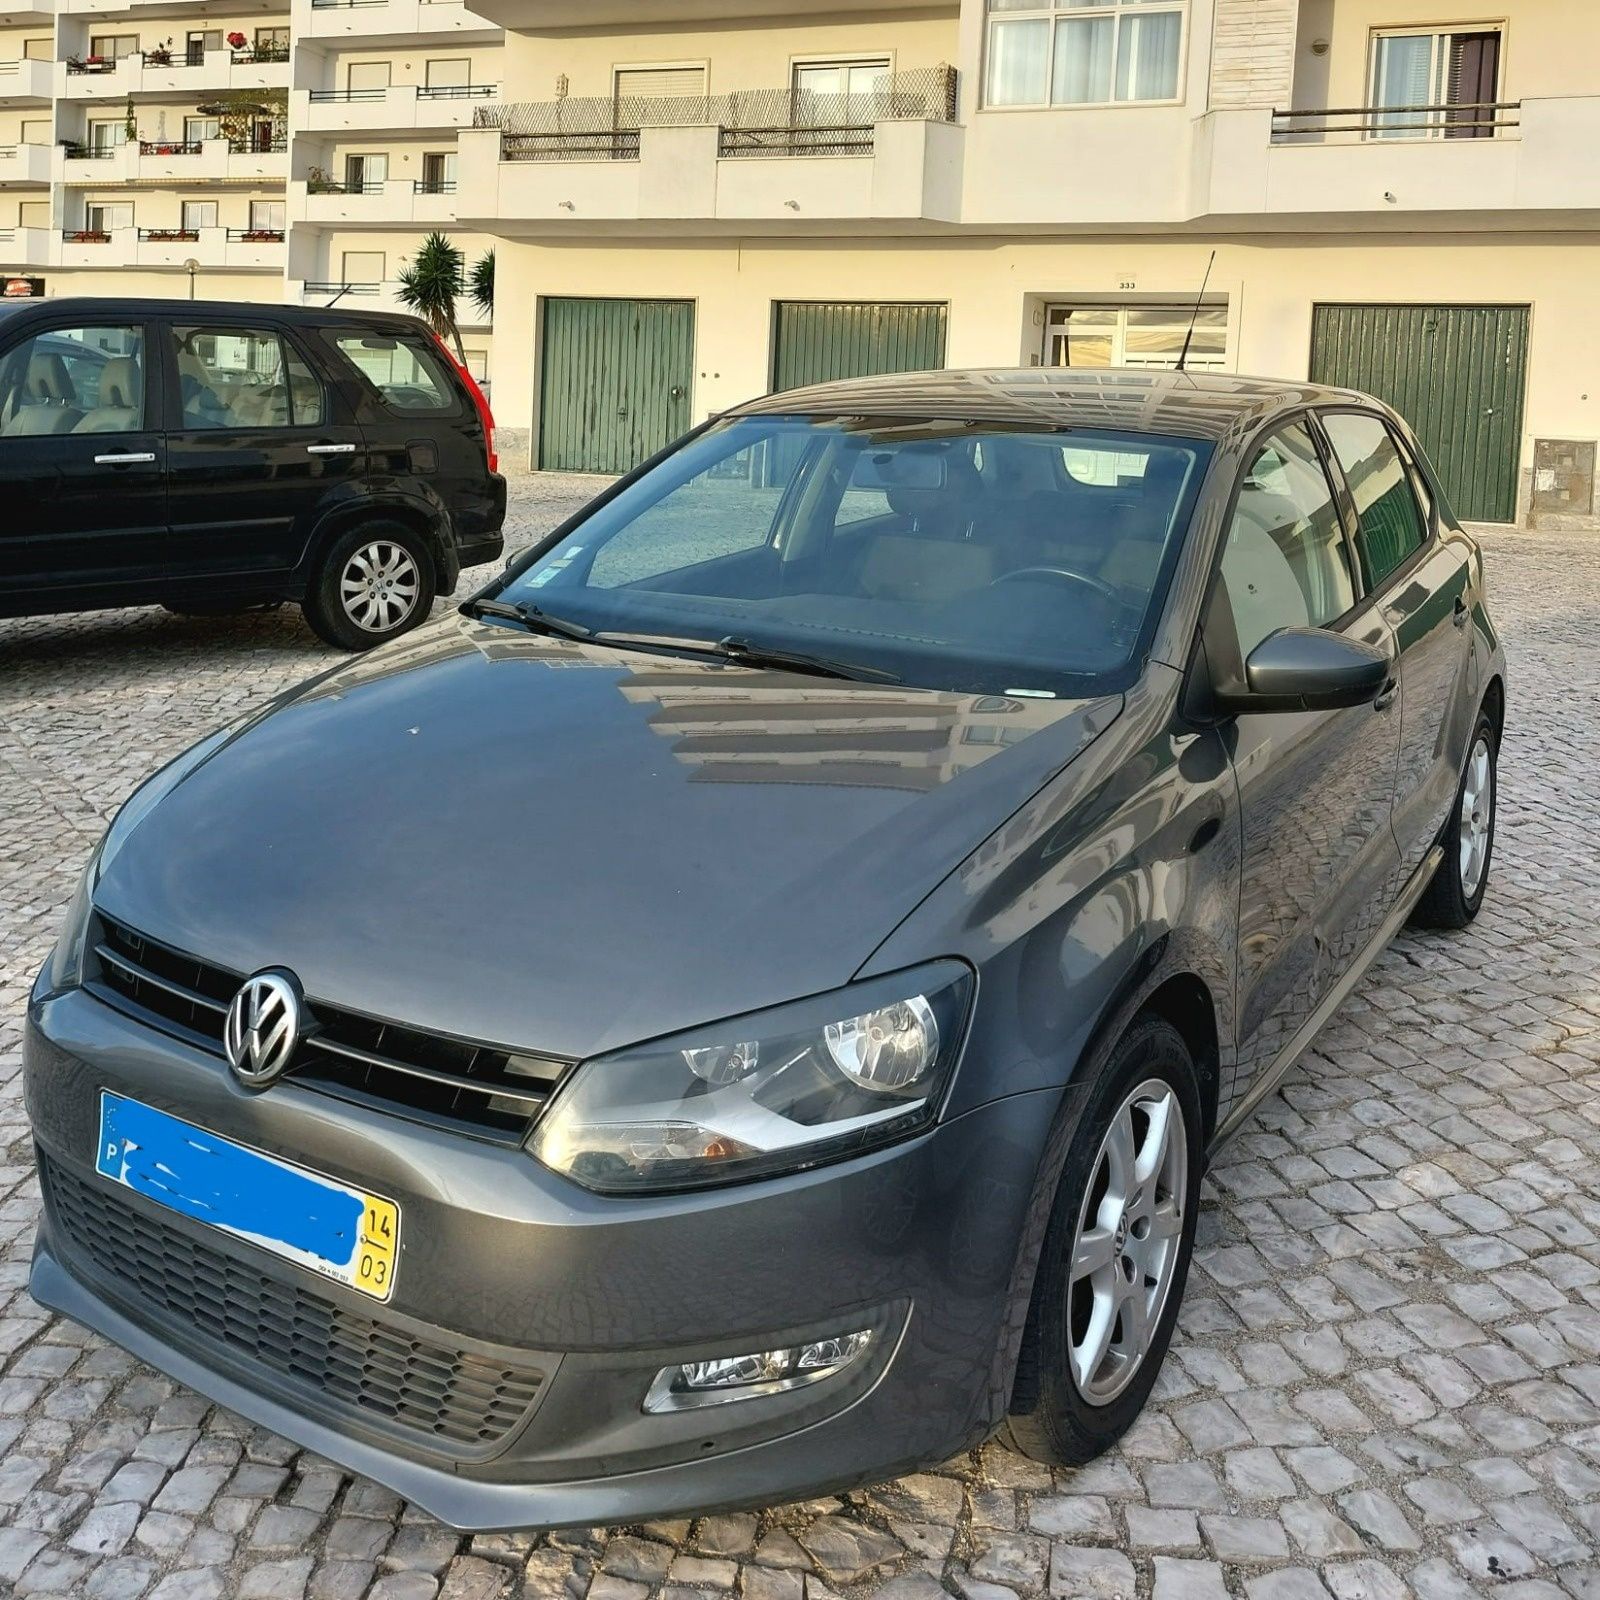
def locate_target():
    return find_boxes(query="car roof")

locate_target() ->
[730,367,1377,442]
[0,296,426,331]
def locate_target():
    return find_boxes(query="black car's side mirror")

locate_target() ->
[1218,627,1392,715]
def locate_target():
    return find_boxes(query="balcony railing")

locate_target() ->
[308,178,385,194]
[227,226,285,241]
[62,228,111,241]
[140,139,203,155]
[414,177,456,193]
[1271,101,1521,142]
[483,65,958,163]
[310,86,387,102]
[138,226,199,241]
[230,46,290,64]
[417,83,495,100]
[304,279,381,294]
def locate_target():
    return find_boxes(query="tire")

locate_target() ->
[302,522,436,651]
[1002,1014,1203,1467]
[1409,706,1498,930]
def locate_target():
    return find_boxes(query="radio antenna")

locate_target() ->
[1175,250,1216,373]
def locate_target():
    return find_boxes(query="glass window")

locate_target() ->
[499,416,1210,698]
[1370,28,1502,139]
[181,201,217,230]
[1045,302,1226,371]
[1321,412,1427,588]
[0,325,144,437]
[1221,423,1356,658]
[333,334,455,413]
[172,326,324,430]
[985,0,1185,108]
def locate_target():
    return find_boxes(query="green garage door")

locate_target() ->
[772,301,947,393]
[1309,303,1529,523]
[539,297,694,474]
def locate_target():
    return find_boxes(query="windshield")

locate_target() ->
[499,415,1211,697]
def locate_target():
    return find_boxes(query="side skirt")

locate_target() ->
[1207,844,1444,1158]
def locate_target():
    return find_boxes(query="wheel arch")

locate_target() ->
[1481,673,1505,741]
[300,496,453,596]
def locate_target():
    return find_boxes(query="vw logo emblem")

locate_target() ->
[224,970,303,1089]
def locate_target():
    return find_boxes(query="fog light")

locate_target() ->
[644,1329,874,1413]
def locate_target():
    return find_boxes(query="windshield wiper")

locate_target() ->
[461,596,595,642]
[588,629,901,684]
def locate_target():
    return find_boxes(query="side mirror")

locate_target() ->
[1219,627,1391,715]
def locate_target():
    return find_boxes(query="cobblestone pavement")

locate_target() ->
[1,482,1598,1600]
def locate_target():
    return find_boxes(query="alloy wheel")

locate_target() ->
[1459,735,1493,896]
[340,540,421,634]
[1067,1076,1188,1406]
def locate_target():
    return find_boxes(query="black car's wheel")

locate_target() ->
[1409,707,1498,929]
[303,523,435,651]
[1003,1015,1203,1467]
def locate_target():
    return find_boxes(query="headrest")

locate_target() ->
[99,357,140,411]
[27,352,74,404]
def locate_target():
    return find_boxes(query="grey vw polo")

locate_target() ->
[26,370,1505,1530]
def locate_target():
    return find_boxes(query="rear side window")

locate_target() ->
[172,326,325,430]
[0,325,144,436]
[1321,411,1428,588]
[333,334,457,413]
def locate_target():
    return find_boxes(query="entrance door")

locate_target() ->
[539,297,693,474]
[771,301,947,393]
[1308,303,1528,523]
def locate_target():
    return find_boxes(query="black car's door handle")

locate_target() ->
[1374,677,1399,712]
[1453,596,1470,628]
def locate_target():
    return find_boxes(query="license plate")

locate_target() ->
[95,1092,400,1302]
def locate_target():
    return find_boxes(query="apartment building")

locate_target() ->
[453,0,1597,528]
[0,0,502,380]
[1,0,1595,524]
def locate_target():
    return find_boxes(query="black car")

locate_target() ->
[27,369,1503,1529]
[0,298,504,649]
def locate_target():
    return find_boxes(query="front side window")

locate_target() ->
[499,416,1211,697]
[985,0,1185,108]
[1370,27,1502,139]
[1321,411,1428,588]
[1220,423,1356,659]
[0,325,144,437]
[333,334,455,412]
[172,326,325,429]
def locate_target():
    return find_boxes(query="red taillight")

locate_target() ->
[432,331,498,474]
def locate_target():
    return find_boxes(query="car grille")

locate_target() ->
[42,1154,547,1453]
[86,913,566,1143]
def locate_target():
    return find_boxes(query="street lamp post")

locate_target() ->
[184,258,200,300]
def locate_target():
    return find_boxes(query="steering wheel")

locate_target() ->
[989,565,1120,606]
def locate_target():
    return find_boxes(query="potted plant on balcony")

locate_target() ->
[144,38,174,67]
[227,31,247,51]
[198,90,286,153]
[306,165,337,194]
[240,228,283,242]
[67,229,111,243]
[145,227,197,241]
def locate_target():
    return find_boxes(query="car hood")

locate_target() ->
[96,616,1120,1060]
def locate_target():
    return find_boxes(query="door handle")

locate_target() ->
[95,451,156,465]
[1453,596,1470,628]
[306,442,356,455]
[1374,677,1399,712]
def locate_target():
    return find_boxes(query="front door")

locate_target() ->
[538,297,694,474]
[163,320,366,579]
[1213,420,1404,1096]
[1319,408,1476,879]
[0,319,167,609]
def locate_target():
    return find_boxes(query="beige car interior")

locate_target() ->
[0,347,146,437]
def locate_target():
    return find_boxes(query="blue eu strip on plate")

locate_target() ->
[94,1091,400,1300]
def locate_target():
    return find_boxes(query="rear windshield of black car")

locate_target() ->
[501,415,1212,698]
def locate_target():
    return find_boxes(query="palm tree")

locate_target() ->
[468,249,494,321]
[397,232,466,361]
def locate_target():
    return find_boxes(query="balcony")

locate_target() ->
[0,226,52,267]
[58,223,285,268]
[1198,95,1600,222]
[0,57,53,101]
[61,135,288,184]
[61,44,289,99]
[289,275,489,330]
[459,68,962,232]
[295,81,497,133]
[296,0,499,44]
[290,174,462,227]
[0,142,53,184]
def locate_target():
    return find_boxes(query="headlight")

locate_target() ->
[531,961,973,1194]
[44,730,228,994]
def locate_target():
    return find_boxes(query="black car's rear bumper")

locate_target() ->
[26,982,1056,1531]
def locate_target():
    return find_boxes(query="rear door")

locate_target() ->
[162,318,366,581]
[1317,408,1476,879]
[0,316,167,608]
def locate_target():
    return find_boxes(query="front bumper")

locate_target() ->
[26,982,1058,1531]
